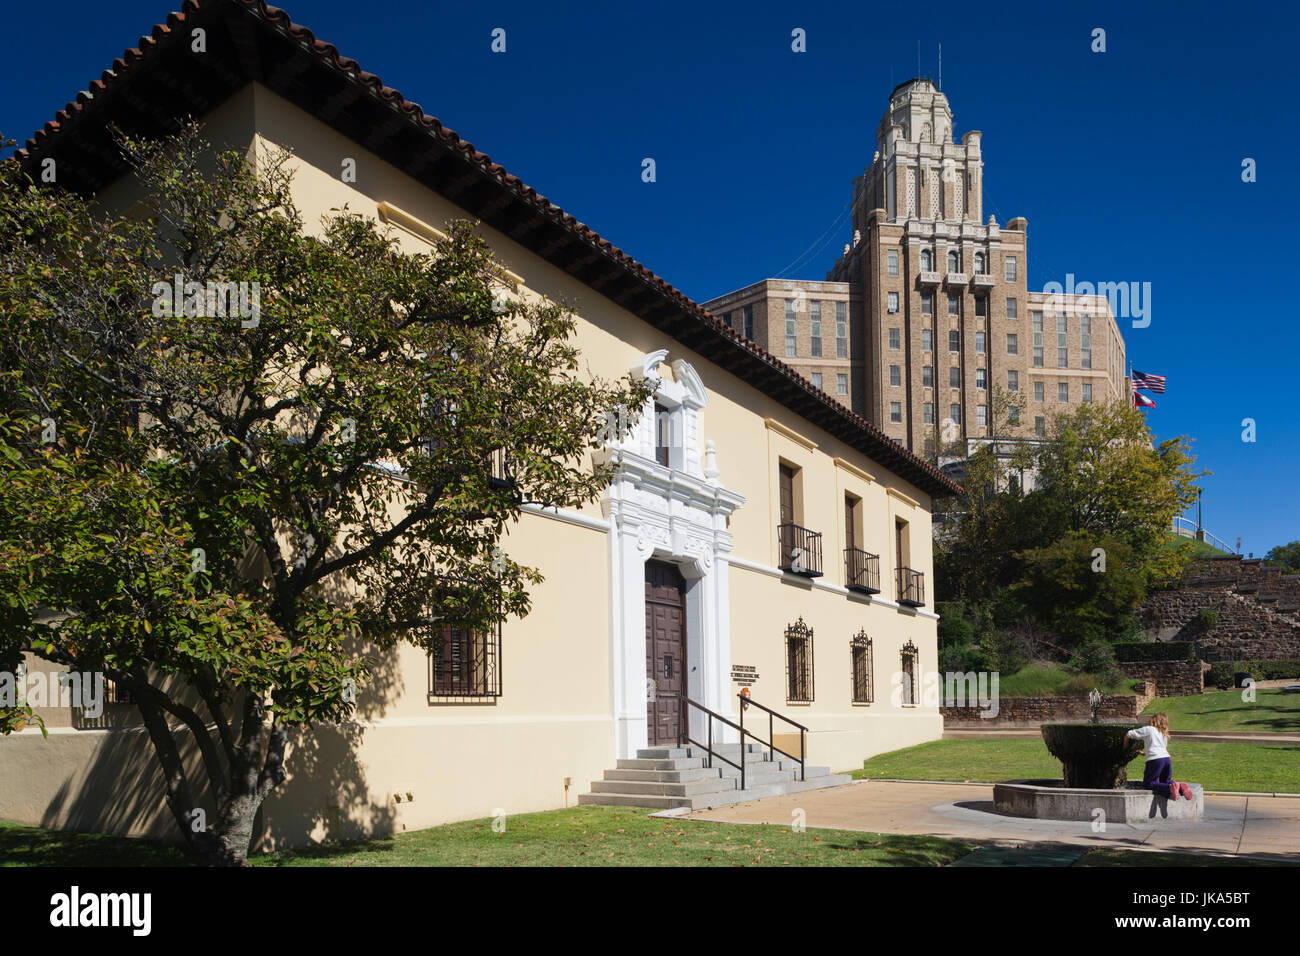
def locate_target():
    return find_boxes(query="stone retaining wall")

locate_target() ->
[1118,659,1206,697]
[942,682,1155,727]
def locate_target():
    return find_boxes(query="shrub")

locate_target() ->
[937,603,976,648]
[1113,641,1194,662]
[1193,608,1219,631]
[939,643,995,676]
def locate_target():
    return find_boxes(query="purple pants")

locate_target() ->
[1143,757,1174,798]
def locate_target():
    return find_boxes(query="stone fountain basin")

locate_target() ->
[993,779,1204,823]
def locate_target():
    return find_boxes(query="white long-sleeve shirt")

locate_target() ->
[1127,725,1170,761]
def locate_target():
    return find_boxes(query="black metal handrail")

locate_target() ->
[677,697,746,783]
[845,548,881,593]
[677,694,808,789]
[896,566,925,606]
[777,522,823,577]
[739,692,808,782]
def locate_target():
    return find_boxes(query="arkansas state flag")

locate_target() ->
[1133,389,1156,409]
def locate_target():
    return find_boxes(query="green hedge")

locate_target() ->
[1206,660,1300,686]
[1113,642,1194,662]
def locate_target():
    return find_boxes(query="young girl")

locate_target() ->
[1126,714,1192,800]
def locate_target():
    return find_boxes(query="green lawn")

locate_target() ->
[1142,688,1300,733]
[4,810,1289,868]
[0,819,189,867]
[1,808,973,868]
[855,738,1300,793]
[994,662,1139,698]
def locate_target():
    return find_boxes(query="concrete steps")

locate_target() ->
[579,741,852,810]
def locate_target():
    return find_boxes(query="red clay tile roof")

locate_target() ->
[15,0,961,499]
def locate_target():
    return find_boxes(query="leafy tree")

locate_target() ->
[0,126,649,864]
[936,400,1202,655]
[1266,540,1300,574]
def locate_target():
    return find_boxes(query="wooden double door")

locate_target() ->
[645,560,688,746]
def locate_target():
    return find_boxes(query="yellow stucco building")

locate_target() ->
[1,0,960,847]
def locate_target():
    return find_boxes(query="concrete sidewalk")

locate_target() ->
[688,780,1300,862]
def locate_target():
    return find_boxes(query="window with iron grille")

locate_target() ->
[428,625,502,700]
[785,618,814,703]
[900,640,919,707]
[105,676,134,704]
[851,631,874,703]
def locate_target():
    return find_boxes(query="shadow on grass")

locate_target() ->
[0,821,190,867]
[252,833,401,866]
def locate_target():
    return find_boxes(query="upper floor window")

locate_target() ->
[948,330,960,352]
[835,301,848,359]
[1007,369,1019,391]
[836,373,848,396]
[1007,332,1018,355]
[890,365,902,387]
[922,329,933,352]
[922,365,933,388]
[947,250,961,273]
[1005,256,1018,282]
[785,300,797,357]
[1006,297,1018,319]
[889,401,902,423]
[948,294,960,317]
[889,328,901,350]
[811,372,823,390]
[810,301,823,358]
[887,249,899,277]
[743,304,754,339]
[1082,383,1093,402]
[975,296,988,319]
[887,292,900,314]
[974,252,986,275]
[921,292,933,316]
[975,331,986,354]
[920,249,933,271]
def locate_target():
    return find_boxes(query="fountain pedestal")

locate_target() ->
[994,780,1204,822]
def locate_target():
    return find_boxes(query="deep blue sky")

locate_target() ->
[3,0,1297,556]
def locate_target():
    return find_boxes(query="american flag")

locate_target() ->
[1131,369,1166,393]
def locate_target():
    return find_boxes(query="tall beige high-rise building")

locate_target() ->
[704,78,1127,461]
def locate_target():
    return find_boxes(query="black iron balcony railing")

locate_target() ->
[777,523,823,577]
[488,447,517,490]
[844,548,881,594]
[896,566,925,607]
